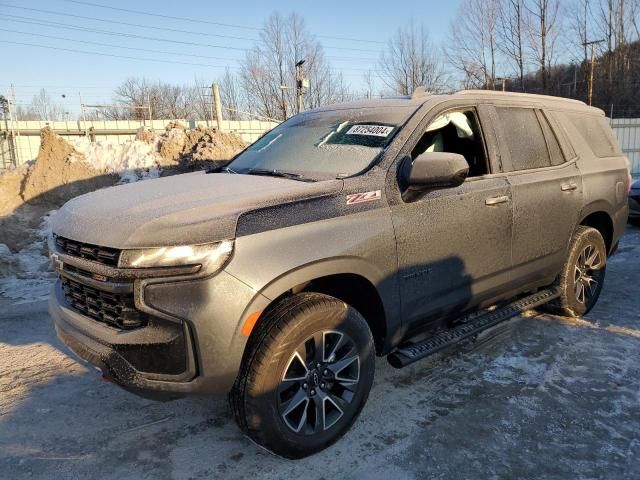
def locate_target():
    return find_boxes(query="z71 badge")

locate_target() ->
[346,190,382,205]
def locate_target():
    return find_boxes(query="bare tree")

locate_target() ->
[240,11,346,120]
[447,0,501,89]
[362,70,377,98]
[499,0,528,90]
[379,21,448,95]
[218,69,244,120]
[525,0,561,93]
[16,89,66,120]
[100,78,203,120]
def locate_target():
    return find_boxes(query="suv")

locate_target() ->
[49,90,630,458]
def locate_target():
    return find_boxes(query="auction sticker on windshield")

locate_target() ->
[346,125,394,137]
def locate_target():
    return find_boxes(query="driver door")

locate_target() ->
[388,104,513,332]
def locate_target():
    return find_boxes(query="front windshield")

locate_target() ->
[228,106,416,179]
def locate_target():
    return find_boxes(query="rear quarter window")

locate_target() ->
[560,112,622,158]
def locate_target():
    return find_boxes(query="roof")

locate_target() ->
[309,89,601,117]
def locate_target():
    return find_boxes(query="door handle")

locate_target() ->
[485,195,509,206]
[561,182,578,191]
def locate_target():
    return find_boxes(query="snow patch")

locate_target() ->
[69,137,161,183]
[483,353,548,385]
[0,211,57,306]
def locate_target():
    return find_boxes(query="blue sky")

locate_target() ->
[1,0,460,111]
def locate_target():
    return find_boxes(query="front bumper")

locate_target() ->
[50,253,270,399]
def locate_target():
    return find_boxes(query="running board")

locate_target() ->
[387,287,561,368]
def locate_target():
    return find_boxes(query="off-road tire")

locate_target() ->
[229,293,375,459]
[545,226,607,318]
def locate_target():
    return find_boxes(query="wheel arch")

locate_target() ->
[578,207,614,253]
[242,258,399,356]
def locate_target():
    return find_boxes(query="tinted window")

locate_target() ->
[561,112,621,158]
[538,111,565,166]
[496,107,550,170]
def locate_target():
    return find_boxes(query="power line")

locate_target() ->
[1,28,378,73]
[4,15,250,52]
[0,3,259,42]
[3,40,242,69]
[3,15,380,63]
[62,0,386,44]
[62,0,261,31]
[0,28,244,62]
[0,4,381,53]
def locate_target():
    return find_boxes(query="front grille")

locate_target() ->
[55,235,120,267]
[61,277,146,329]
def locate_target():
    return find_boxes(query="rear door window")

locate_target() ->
[495,107,551,171]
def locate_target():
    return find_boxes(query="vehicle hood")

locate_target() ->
[52,172,343,249]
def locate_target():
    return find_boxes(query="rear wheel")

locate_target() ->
[546,226,607,317]
[229,293,375,459]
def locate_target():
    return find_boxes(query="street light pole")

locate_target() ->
[295,59,307,114]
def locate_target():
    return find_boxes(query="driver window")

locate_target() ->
[411,109,489,177]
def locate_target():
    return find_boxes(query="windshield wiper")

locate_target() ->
[246,168,316,182]
[206,164,238,174]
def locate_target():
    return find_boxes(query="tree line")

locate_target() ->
[15,1,640,121]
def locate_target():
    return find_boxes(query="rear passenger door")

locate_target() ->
[492,106,583,288]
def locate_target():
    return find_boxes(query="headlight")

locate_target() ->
[118,240,233,270]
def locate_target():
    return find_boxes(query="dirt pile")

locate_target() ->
[21,128,118,205]
[1,128,119,252]
[0,166,27,218]
[157,123,246,170]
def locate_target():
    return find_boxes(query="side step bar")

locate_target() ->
[387,287,561,368]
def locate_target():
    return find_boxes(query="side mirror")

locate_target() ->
[400,152,469,201]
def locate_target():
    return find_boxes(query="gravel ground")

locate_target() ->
[1,225,639,480]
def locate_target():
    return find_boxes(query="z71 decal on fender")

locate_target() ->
[346,190,382,205]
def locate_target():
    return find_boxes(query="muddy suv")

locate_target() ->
[49,90,630,458]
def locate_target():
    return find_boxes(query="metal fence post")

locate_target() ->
[213,83,224,132]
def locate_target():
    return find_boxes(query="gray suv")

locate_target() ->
[49,90,630,458]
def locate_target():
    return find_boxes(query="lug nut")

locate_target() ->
[323,369,328,375]
[320,382,325,388]
[316,363,321,369]
[302,383,308,389]
[310,389,316,396]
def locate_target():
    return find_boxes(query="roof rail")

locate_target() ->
[455,89,587,106]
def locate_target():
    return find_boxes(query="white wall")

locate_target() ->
[3,117,639,177]
[1,119,279,166]
[610,119,640,178]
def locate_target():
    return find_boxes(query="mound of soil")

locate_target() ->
[0,167,27,218]
[21,128,118,206]
[158,123,245,167]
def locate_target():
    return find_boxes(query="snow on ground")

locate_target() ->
[70,137,161,183]
[0,226,639,479]
[0,211,57,306]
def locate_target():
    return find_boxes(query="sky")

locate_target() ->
[1,0,461,115]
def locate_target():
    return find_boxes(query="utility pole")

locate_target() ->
[79,92,88,136]
[212,83,223,132]
[583,39,604,106]
[147,93,153,129]
[0,95,16,168]
[295,59,308,114]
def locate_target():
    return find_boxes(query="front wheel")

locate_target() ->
[229,293,375,459]
[546,226,607,317]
